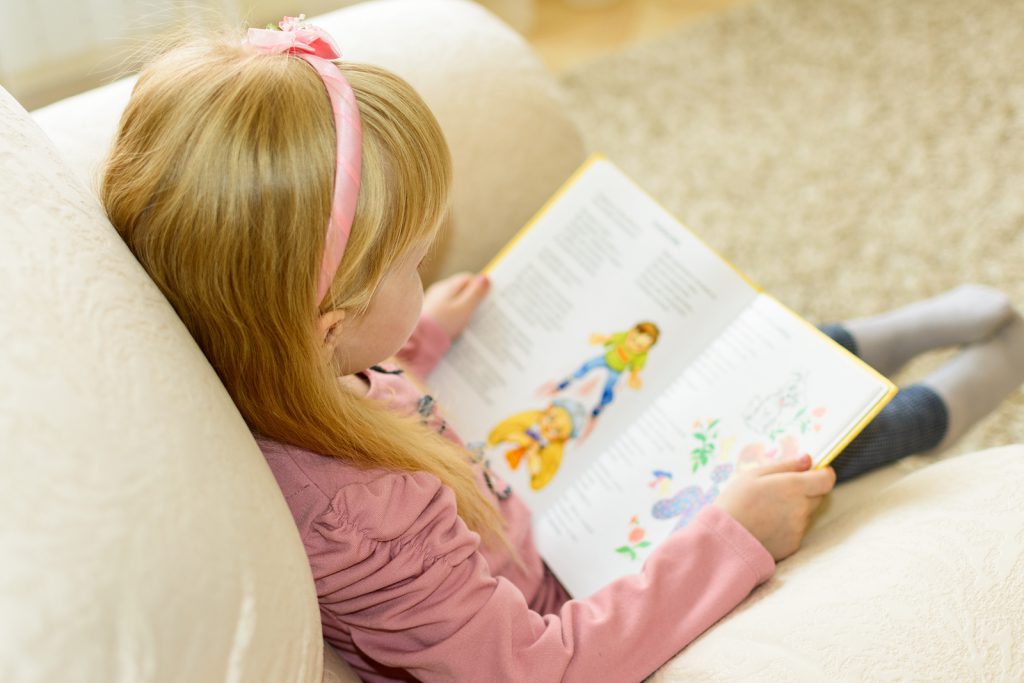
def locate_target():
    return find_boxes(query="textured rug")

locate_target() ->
[559,0,1024,463]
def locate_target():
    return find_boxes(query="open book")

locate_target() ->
[427,154,896,598]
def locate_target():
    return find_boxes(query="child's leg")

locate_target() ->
[925,312,1024,451]
[591,369,623,418]
[822,314,1024,482]
[557,356,605,391]
[839,284,1011,376]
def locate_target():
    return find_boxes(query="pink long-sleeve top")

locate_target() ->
[258,316,775,682]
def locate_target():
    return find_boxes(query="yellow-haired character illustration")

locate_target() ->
[487,399,588,490]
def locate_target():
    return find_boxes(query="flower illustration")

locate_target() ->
[690,418,721,473]
[614,516,652,561]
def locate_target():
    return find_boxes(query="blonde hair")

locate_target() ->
[101,36,507,543]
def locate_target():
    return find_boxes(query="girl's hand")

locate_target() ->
[713,455,836,561]
[422,273,490,340]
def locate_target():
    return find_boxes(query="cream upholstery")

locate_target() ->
[1,81,328,682]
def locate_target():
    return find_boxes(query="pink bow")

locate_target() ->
[245,15,342,60]
[244,16,362,305]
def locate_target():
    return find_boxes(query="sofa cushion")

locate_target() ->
[655,445,1024,681]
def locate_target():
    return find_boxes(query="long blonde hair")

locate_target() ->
[101,36,507,543]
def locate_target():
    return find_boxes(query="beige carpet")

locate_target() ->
[559,0,1024,461]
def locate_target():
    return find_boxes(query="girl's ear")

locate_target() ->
[317,309,347,356]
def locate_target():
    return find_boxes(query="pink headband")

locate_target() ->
[245,15,362,304]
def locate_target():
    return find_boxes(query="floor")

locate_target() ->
[528,0,754,74]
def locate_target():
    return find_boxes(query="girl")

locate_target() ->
[101,18,1024,682]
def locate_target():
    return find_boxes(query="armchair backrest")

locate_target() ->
[0,83,330,682]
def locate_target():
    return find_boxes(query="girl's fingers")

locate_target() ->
[802,466,837,497]
[806,494,826,514]
[456,273,490,303]
[442,272,475,295]
[754,454,812,476]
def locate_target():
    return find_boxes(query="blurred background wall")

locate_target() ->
[0,0,538,110]
[0,0,741,110]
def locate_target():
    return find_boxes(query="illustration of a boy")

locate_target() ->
[555,321,661,419]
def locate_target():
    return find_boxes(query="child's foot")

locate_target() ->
[536,380,562,397]
[845,284,1013,376]
[924,311,1024,450]
[577,417,599,443]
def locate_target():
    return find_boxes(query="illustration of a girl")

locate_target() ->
[487,399,588,490]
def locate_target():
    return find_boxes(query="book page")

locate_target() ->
[428,157,760,513]
[536,294,893,598]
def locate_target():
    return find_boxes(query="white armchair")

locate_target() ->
[2,1,583,681]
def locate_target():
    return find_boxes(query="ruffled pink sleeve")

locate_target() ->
[396,315,451,381]
[310,471,774,682]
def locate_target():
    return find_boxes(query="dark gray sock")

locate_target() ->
[830,385,948,483]
[819,323,948,483]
